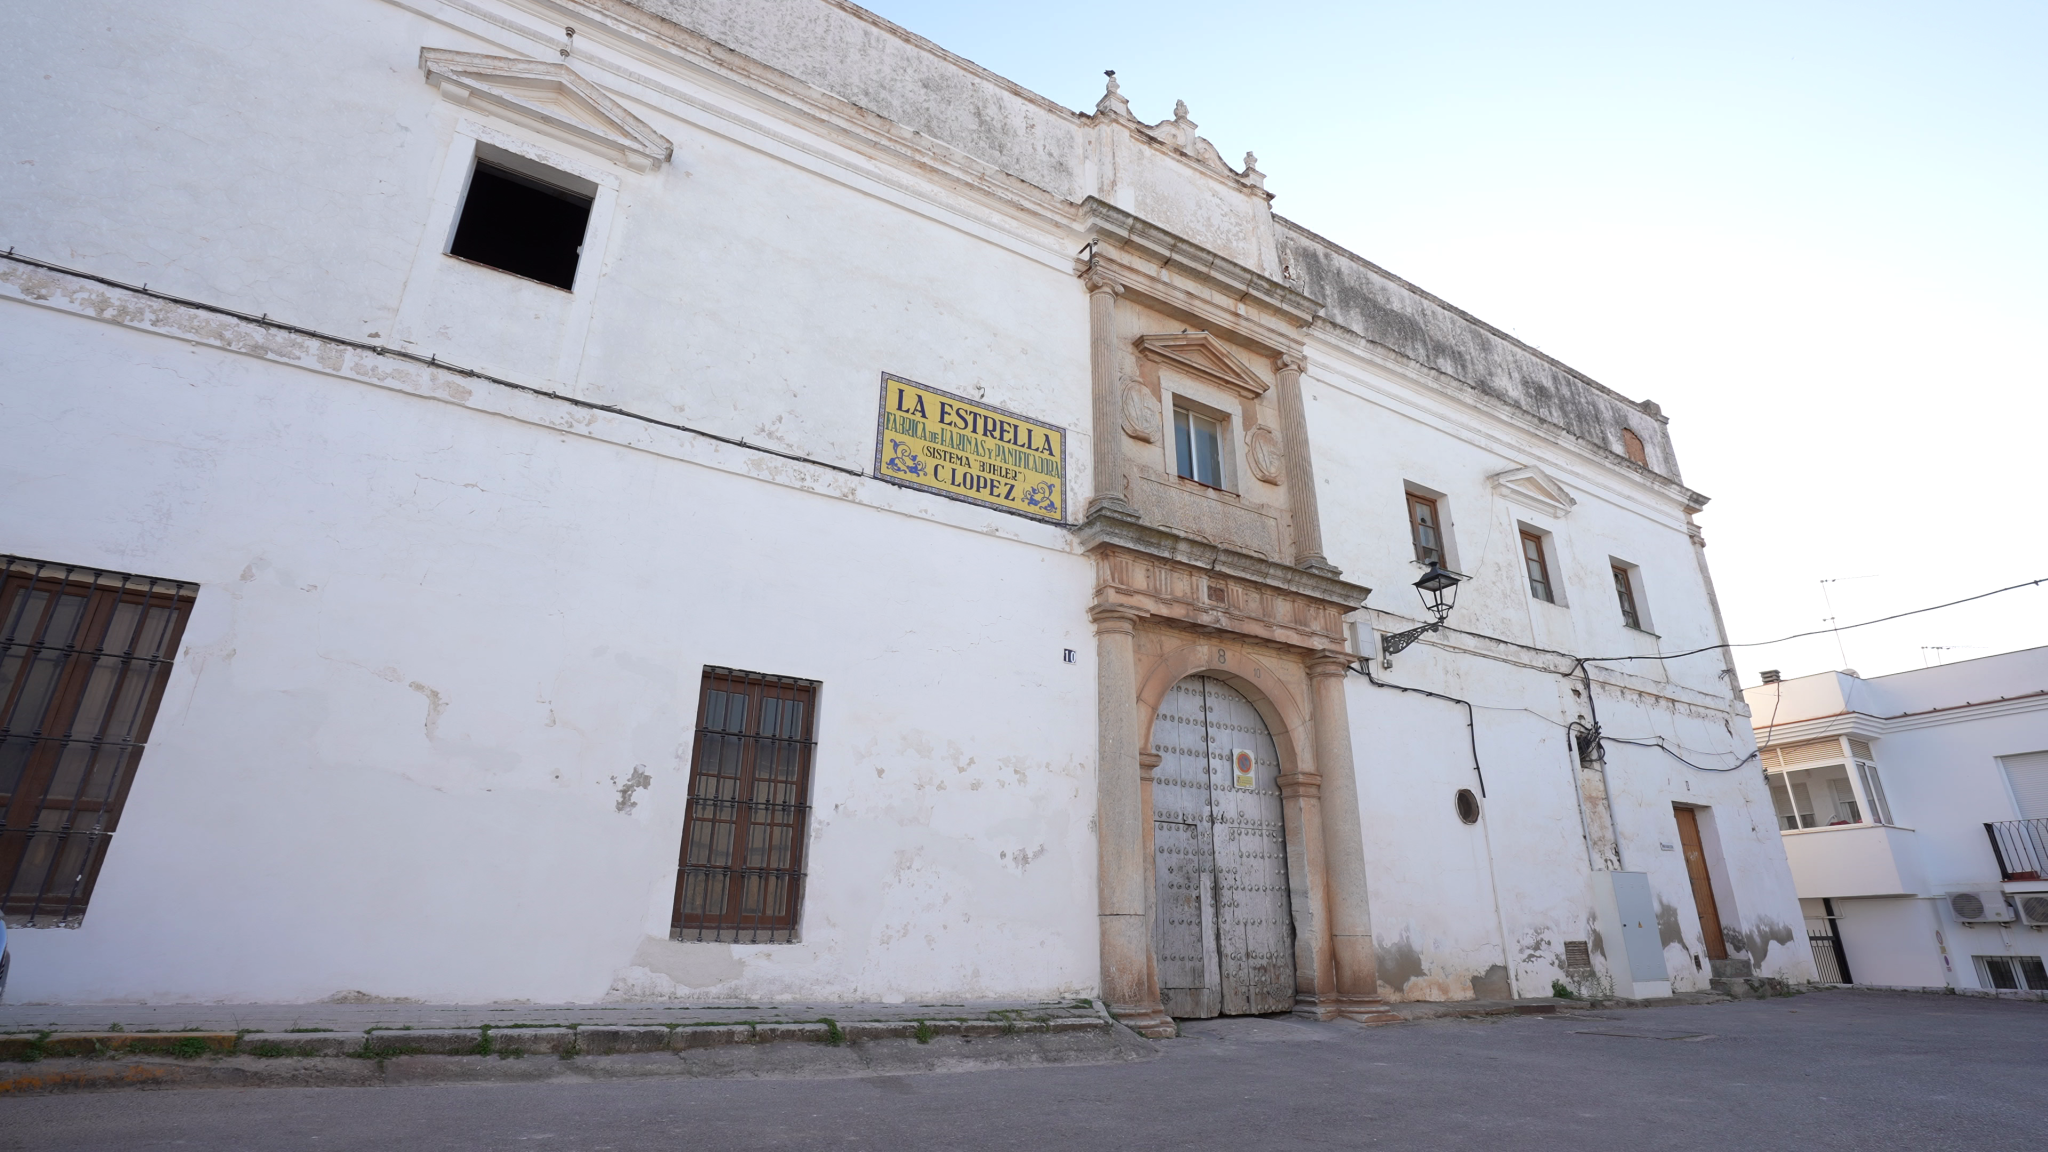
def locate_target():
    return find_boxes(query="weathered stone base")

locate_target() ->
[1108,1005,1178,1039]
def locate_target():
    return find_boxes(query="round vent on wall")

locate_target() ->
[1455,788,1480,825]
[1950,892,1986,919]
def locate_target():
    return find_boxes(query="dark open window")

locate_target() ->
[1408,493,1444,565]
[1,557,195,927]
[672,667,819,943]
[1520,531,1555,603]
[448,158,593,290]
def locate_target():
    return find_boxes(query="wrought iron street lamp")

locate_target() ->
[1380,562,1464,668]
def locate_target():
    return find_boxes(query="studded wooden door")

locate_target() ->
[1152,676,1294,1018]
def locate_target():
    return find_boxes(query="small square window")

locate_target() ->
[1408,493,1444,566]
[449,159,594,290]
[1173,406,1226,489]
[1520,530,1555,603]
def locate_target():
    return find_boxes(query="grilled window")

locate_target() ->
[1612,564,1641,629]
[1973,954,2048,991]
[672,667,819,943]
[1,557,196,927]
[1520,531,1555,603]
[1408,493,1444,566]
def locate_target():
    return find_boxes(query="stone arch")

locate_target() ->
[1135,641,1313,782]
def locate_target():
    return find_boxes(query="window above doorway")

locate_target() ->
[1173,404,1228,490]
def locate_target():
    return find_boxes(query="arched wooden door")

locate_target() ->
[1152,675,1294,1018]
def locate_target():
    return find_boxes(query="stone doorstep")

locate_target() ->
[0,1015,1113,1063]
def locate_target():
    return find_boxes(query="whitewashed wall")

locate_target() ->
[0,0,1808,1006]
[1311,342,1809,998]
[1,0,1107,1004]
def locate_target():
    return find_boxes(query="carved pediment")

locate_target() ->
[420,49,672,171]
[1136,332,1269,399]
[1490,465,1577,518]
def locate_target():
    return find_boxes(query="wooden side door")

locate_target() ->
[1672,806,1728,960]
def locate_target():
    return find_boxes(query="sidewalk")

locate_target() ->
[0,996,1104,1036]
[0,998,1145,1095]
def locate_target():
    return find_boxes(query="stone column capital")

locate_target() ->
[1306,650,1354,680]
[1276,351,1307,376]
[1081,266,1125,298]
[1088,603,1144,634]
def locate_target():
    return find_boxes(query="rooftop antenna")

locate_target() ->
[1818,575,1876,669]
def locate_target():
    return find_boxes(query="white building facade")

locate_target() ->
[0,0,1810,1021]
[1745,651,2048,994]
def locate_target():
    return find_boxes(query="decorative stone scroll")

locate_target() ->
[1245,425,1282,485]
[1121,378,1160,443]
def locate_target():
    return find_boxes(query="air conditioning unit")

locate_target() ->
[2014,892,2048,928]
[1948,891,2016,924]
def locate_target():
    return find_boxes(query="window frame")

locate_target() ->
[0,557,196,927]
[1407,492,1445,566]
[1611,564,1640,628]
[671,667,821,944]
[1171,402,1230,491]
[1519,529,1557,604]
[1610,561,1649,631]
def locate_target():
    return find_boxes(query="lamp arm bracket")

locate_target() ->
[1379,621,1443,667]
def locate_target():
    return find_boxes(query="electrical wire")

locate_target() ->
[1601,736,1758,773]
[1574,577,2048,665]
[0,248,868,479]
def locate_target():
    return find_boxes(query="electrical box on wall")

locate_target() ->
[1592,871,1673,999]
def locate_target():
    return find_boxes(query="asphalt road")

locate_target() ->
[3,990,2040,1150]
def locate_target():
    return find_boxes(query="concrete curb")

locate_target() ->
[0,1017,1154,1095]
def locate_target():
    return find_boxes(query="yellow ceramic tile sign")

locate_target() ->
[874,374,1067,524]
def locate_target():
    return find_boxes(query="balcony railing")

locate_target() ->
[1985,818,2048,882]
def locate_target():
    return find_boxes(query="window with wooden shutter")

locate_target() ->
[1612,564,1641,629]
[1407,493,1444,566]
[1520,531,1555,603]
[0,557,196,926]
[672,667,819,943]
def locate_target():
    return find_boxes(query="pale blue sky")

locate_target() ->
[865,0,2048,684]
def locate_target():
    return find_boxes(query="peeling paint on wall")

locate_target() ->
[407,680,447,739]
[1656,896,1685,949]
[1737,917,1797,971]
[612,765,653,814]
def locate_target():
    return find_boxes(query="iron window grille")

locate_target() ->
[0,556,196,927]
[1972,954,2048,992]
[671,667,819,944]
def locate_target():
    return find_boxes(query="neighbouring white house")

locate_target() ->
[0,0,1810,1023]
[1745,650,2048,993]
